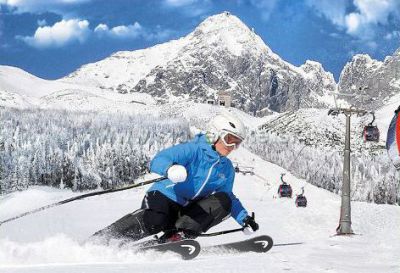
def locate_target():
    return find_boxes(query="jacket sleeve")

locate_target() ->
[217,169,248,226]
[150,142,197,177]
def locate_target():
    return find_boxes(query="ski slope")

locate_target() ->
[0,147,399,273]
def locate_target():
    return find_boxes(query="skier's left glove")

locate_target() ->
[243,214,259,232]
[167,164,187,183]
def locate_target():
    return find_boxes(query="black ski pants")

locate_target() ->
[92,190,232,241]
[92,191,232,242]
[141,190,232,236]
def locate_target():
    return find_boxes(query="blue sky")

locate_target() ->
[0,0,399,81]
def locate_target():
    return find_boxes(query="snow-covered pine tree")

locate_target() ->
[0,108,189,193]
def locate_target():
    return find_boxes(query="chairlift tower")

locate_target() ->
[328,107,367,235]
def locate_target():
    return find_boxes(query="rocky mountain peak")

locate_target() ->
[188,12,273,58]
[63,12,337,115]
[301,60,326,74]
[299,60,336,97]
[301,60,334,81]
[194,12,250,35]
[338,51,399,110]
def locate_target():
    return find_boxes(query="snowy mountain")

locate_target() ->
[64,12,337,114]
[0,65,156,113]
[2,12,400,116]
[338,50,400,110]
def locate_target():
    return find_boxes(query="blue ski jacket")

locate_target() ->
[148,134,248,225]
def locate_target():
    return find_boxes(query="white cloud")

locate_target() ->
[306,0,400,40]
[305,0,348,27]
[37,19,47,26]
[94,22,174,42]
[0,16,3,38]
[385,31,400,40]
[94,23,108,33]
[144,27,175,41]
[94,22,143,39]
[19,19,90,48]
[163,0,210,17]
[329,33,340,38]
[345,13,362,35]
[164,0,198,7]
[0,0,90,13]
[235,0,278,21]
[366,40,378,50]
[353,0,395,25]
[248,0,279,21]
[18,19,172,48]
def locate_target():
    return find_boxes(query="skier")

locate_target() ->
[91,113,259,243]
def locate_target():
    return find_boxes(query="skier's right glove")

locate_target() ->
[167,164,187,183]
[243,214,259,232]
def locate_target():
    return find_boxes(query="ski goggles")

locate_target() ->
[220,131,243,149]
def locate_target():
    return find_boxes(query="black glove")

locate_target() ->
[243,214,259,231]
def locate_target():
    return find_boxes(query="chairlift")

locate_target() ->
[234,164,255,175]
[277,173,292,198]
[295,187,307,207]
[363,112,380,142]
[240,166,255,175]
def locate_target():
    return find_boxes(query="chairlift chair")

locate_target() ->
[363,112,380,142]
[241,166,255,176]
[295,187,307,207]
[278,173,293,198]
[234,164,254,175]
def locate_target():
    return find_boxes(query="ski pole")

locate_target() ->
[274,242,304,247]
[0,176,166,226]
[199,227,246,237]
[199,212,256,237]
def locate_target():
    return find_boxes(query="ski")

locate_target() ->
[204,235,273,253]
[136,239,201,260]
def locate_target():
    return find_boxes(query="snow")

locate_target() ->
[375,92,400,141]
[63,36,189,89]
[352,54,383,70]
[1,147,399,273]
[0,66,77,98]
[0,65,156,113]
[0,89,36,108]
[156,102,278,133]
[193,13,271,57]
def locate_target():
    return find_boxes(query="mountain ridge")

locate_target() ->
[63,12,337,114]
[1,12,399,116]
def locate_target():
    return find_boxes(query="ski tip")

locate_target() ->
[253,235,273,252]
[138,239,201,260]
[180,240,201,260]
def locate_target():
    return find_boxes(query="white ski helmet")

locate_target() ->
[206,113,246,145]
